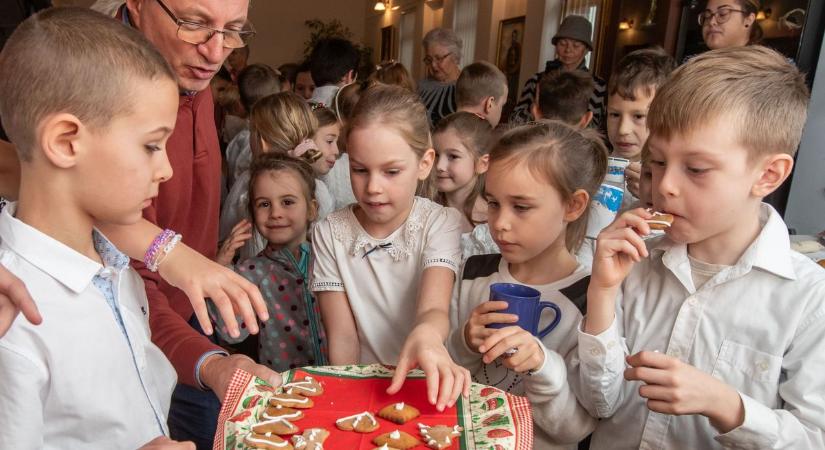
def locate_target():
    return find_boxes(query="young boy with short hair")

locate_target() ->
[455,61,508,127]
[532,69,594,128]
[577,46,825,448]
[0,8,184,448]
[225,63,281,188]
[309,38,359,106]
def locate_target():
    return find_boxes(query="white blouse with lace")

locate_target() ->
[311,197,462,364]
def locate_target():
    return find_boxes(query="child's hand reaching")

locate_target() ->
[624,351,745,433]
[478,326,545,374]
[625,161,642,199]
[387,324,471,412]
[464,301,518,353]
[215,219,253,266]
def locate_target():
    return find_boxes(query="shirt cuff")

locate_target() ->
[525,337,566,394]
[577,316,623,365]
[195,350,229,390]
[714,393,777,449]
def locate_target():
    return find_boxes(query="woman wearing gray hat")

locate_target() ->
[510,15,607,129]
[418,27,463,126]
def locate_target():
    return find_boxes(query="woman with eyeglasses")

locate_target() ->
[700,0,761,50]
[418,27,463,126]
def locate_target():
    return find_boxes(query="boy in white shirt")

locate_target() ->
[576,46,825,448]
[0,8,187,449]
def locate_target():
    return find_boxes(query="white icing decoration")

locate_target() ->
[272,394,310,404]
[262,408,302,421]
[246,433,290,448]
[390,430,401,439]
[335,411,376,426]
[394,402,405,410]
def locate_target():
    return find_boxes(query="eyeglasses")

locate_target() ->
[423,52,453,66]
[154,0,255,49]
[698,6,747,26]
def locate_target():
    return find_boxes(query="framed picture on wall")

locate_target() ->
[496,16,525,110]
[381,25,397,62]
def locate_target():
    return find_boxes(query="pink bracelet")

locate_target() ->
[144,229,175,272]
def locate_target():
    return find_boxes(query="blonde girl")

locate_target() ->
[312,85,470,410]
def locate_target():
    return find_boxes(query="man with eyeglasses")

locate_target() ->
[114,1,280,449]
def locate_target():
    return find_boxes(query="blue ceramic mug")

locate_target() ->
[486,283,562,338]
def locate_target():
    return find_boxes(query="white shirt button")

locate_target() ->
[757,361,769,371]
[687,297,698,307]
[590,348,602,356]
[99,268,113,278]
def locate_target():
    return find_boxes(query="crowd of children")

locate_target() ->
[0,3,824,450]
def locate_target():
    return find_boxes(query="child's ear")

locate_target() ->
[308,198,319,222]
[564,189,590,223]
[752,154,794,198]
[418,148,436,180]
[475,154,490,174]
[579,111,594,129]
[484,96,495,115]
[38,113,84,169]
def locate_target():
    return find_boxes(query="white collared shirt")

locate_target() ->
[0,203,177,449]
[574,204,825,449]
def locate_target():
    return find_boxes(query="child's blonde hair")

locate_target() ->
[648,45,809,161]
[370,61,416,93]
[608,47,675,101]
[247,153,317,226]
[433,112,494,225]
[348,84,436,198]
[490,120,608,252]
[455,61,508,108]
[249,92,321,163]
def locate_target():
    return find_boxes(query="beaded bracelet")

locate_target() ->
[144,229,180,272]
[152,233,183,271]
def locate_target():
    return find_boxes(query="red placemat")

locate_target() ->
[214,364,533,449]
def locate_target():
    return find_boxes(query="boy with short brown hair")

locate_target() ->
[532,69,594,128]
[0,8,186,448]
[455,61,508,127]
[577,45,825,448]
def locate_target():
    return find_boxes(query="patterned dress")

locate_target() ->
[215,243,328,371]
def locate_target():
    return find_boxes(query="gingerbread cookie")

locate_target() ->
[269,393,314,409]
[377,401,420,424]
[335,411,380,433]
[244,431,294,449]
[252,417,300,436]
[372,429,419,449]
[418,423,463,449]
[290,428,329,450]
[262,405,305,422]
[282,376,324,397]
[646,212,673,230]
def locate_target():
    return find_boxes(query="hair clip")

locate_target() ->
[309,101,326,111]
[290,139,319,158]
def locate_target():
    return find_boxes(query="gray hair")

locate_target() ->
[422,27,463,64]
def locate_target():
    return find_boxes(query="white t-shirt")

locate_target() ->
[311,197,463,364]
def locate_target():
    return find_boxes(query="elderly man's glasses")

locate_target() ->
[155,0,255,49]
[424,52,453,66]
[698,6,747,26]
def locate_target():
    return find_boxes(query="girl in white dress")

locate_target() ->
[312,85,471,411]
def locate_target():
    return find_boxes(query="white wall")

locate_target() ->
[784,38,825,235]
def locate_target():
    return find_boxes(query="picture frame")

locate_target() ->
[496,16,525,109]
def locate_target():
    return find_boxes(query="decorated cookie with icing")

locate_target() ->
[252,416,300,436]
[418,423,463,449]
[370,444,401,450]
[335,411,380,433]
[244,431,295,450]
[262,405,305,422]
[282,376,324,397]
[269,393,314,409]
[372,429,419,449]
[290,428,329,450]
[645,212,673,230]
[377,401,420,424]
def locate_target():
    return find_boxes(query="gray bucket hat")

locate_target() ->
[552,15,594,51]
